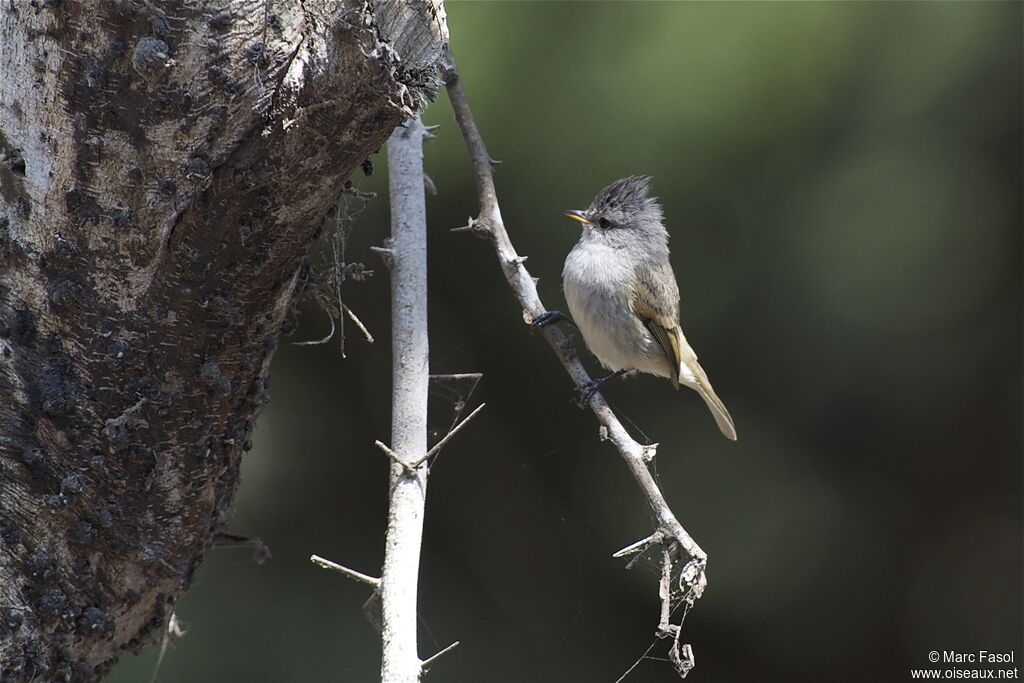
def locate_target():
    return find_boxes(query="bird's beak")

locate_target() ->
[562,210,592,225]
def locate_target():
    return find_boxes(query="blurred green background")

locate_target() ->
[110,2,1022,681]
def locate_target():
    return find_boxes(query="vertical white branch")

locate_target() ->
[381,116,430,683]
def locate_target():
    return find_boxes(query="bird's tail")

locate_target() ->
[680,355,736,441]
[692,375,737,441]
[671,329,737,440]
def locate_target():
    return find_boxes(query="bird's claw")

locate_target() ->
[577,379,603,407]
[575,370,626,408]
[531,310,575,330]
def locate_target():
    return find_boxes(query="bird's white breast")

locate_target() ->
[562,241,672,378]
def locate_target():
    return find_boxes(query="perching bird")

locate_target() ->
[534,176,736,441]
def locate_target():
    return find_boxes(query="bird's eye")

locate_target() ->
[598,217,611,229]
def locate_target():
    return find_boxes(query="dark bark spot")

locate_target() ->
[208,11,233,29]
[75,607,106,636]
[158,175,176,196]
[5,610,23,631]
[199,361,230,396]
[211,105,228,125]
[53,234,76,259]
[49,278,80,306]
[102,421,129,451]
[244,42,266,66]
[3,148,26,176]
[14,309,36,346]
[86,66,106,89]
[182,156,210,181]
[108,339,130,360]
[37,587,69,622]
[88,503,114,529]
[70,520,96,546]
[40,357,74,416]
[0,516,21,546]
[131,37,172,78]
[60,473,85,496]
[64,187,81,213]
[110,208,134,228]
[19,445,44,467]
[207,65,233,92]
[26,552,54,581]
[109,37,127,57]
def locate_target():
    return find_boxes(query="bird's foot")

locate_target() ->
[576,370,626,407]
[530,310,576,330]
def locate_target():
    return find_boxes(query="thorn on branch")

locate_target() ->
[450,216,493,240]
[310,554,381,588]
[613,530,665,570]
[420,641,460,672]
[374,439,416,473]
[369,242,394,269]
[211,532,272,564]
[410,402,486,468]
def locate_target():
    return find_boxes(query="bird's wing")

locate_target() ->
[632,261,737,440]
[631,261,683,387]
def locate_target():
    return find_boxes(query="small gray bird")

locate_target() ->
[536,176,736,441]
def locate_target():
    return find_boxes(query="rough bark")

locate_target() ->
[0,1,447,680]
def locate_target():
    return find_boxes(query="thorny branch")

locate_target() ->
[310,116,481,681]
[443,47,707,678]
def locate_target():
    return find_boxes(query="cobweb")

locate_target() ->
[614,538,704,681]
[427,372,483,451]
[292,185,377,357]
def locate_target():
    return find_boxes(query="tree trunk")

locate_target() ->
[0,1,447,679]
